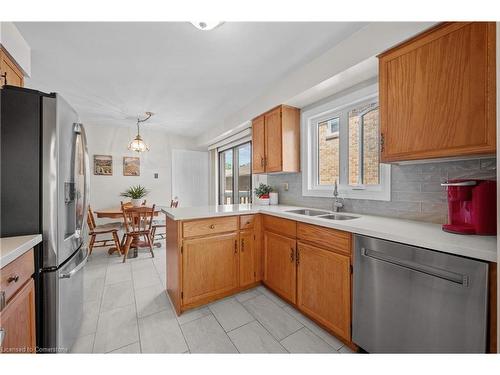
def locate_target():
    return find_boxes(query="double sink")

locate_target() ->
[285,208,359,220]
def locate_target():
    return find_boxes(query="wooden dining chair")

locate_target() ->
[121,204,156,262]
[87,206,122,256]
[151,197,178,242]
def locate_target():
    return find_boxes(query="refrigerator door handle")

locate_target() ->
[59,247,89,279]
[73,123,90,240]
[362,247,469,286]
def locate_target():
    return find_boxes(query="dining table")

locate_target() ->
[94,206,163,257]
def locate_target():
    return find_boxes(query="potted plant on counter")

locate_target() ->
[120,185,148,207]
[254,183,273,205]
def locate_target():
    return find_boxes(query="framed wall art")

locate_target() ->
[123,156,140,176]
[94,155,113,175]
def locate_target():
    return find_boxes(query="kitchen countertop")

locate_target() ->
[0,234,42,268]
[161,204,498,263]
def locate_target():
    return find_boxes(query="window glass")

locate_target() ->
[317,116,340,185]
[348,103,380,186]
[221,149,233,204]
[238,143,252,203]
[218,142,252,205]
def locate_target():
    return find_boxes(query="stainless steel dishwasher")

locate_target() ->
[352,235,489,353]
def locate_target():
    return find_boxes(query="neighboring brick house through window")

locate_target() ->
[302,84,390,201]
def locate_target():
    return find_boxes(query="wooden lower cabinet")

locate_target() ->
[0,279,36,353]
[296,242,351,342]
[263,231,296,304]
[182,233,239,305]
[239,230,255,287]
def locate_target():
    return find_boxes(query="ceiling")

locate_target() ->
[16,22,367,137]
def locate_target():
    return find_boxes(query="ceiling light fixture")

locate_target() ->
[128,112,153,153]
[190,21,224,31]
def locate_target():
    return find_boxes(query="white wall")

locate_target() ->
[85,122,201,211]
[172,150,209,207]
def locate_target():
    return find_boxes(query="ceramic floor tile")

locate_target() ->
[280,327,337,353]
[139,311,188,353]
[176,306,212,325]
[84,263,107,279]
[93,304,139,353]
[109,342,141,353]
[228,320,286,353]
[131,258,155,271]
[209,297,254,332]
[70,333,95,353]
[132,267,162,290]
[283,305,344,350]
[257,286,288,307]
[105,263,132,285]
[101,280,135,312]
[243,294,303,340]
[235,288,261,303]
[83,276,105,302]
[181,314,237,353]
[339,345,356,353]
[77,299,100,337]
[135,283,171,318]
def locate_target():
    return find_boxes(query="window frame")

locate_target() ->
[301,84,391,201]
[218,141,252,205]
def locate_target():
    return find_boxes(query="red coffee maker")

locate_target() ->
[441,179,497,235]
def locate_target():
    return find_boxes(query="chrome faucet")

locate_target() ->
[333,180,344,212]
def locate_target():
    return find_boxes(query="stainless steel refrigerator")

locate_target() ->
[1,85,90,352]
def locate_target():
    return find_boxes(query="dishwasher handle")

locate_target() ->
[361,247,469,286]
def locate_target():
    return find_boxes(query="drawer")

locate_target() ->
[1,249,34,304]
[263,215,296,238]
[240,215,255,230]
[183,216,238,238]
[297,223,352,255]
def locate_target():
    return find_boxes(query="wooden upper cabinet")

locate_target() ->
[379,22,496,162]
[0,48,24,88]
[252,116,266,173]
[263,231,296,304]
[251,105,300,174]
[296,242,351,342]
[182,233,239,305]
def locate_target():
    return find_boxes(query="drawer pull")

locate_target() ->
[7,275,19,283]
[209,224,215,229]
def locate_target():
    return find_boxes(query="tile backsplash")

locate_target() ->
[267,158,496,224]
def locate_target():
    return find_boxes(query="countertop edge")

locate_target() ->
[161,206,497,263]
[0,234,42,268]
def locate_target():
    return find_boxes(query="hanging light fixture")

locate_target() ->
[128,112,153,153]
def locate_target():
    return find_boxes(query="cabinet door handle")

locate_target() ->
[260,157,264,167]
[234,240,238,254]
[0,328,5,346]
[296,248,300,265]
[241,239,244,252]
[290,247,294,262]
[7,275,19,283]
[1,72,7,86]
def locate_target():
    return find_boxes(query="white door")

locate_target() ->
[172,150,209,207]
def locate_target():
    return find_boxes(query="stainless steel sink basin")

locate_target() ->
[319,214,359,220]
[286,209,331,216]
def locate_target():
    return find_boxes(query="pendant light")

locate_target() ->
[128,112,153,153]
